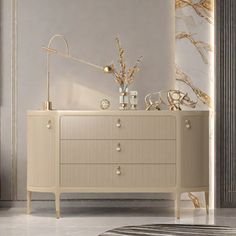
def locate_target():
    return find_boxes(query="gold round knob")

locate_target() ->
[116,166,121,175]
[186,124,191,129]
[116,119,121,128]
[46,120,52,129]
[185,120,191,129]
[116,143,121,152]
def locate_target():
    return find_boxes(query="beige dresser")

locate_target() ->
[27,110,209,218]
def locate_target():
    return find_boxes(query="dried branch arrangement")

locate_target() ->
[175,0,213,24]
[176,65,213,107]
[108,37,142,90]
[176,32,213,64]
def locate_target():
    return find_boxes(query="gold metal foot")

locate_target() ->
[176,210,180,219]
[56,210,60,219]
[205,191,209,215]
[27,191,32,215]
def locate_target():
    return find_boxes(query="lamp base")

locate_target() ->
[43,101,52,110]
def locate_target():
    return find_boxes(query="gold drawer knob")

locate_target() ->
[116,119,121,128]
[185,119,191,129]
[116,166,121,176]
[116,143,121,152]
[46,120,52,129]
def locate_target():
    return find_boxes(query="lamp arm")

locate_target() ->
[43,47,104,70]
[42,34,113,110]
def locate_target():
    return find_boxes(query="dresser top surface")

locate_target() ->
[28,110,209,117]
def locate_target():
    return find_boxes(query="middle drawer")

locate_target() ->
[60,140,176,164]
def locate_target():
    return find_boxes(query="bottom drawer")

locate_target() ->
[60,164,176,188]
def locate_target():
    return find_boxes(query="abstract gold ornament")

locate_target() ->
[145,90,197,111]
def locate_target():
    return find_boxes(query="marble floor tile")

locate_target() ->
[0,207,236,236]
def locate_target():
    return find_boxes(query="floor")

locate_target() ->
[0,207,236,236]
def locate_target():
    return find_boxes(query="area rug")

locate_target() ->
[98,224,236,236]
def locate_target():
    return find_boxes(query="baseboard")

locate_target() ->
[0,199,194,208]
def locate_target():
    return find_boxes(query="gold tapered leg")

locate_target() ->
[55,193,61,219]
[27,191,32,214]
[205,191,209,215]
[175,192,181,219]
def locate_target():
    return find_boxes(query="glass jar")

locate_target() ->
[119,87,129,110]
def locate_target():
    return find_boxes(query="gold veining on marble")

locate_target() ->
[175,0,191,9]
[176,32,213,64]
[176,65,213,108]
[175,0,213,24]
[188,192,201,208]
[200,0,213,12]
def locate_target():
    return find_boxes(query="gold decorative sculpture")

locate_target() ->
[145,90,197,111]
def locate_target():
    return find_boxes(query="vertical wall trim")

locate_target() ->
[216,0,236,207]
[11,0,18,200]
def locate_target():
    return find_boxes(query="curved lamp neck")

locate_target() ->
[43,34,70,110]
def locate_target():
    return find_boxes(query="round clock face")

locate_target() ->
[100,99,110,110]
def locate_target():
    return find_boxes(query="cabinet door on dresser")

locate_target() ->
[27,116,55,187]
[180,116,209,188]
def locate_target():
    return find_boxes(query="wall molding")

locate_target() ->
[0,199,193,208]
[11,0,18,200]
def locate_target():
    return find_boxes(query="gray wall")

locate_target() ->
[1,0,175,200]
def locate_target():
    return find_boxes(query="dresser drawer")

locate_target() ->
[112,140,176,163]
[60,116,112,139]
[61,140,112,163]
[60,164,176,188]
[60,140,176,164]
[112,116,176,139]
[60,115,176,140]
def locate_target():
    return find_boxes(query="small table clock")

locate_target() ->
[100,99,110,110]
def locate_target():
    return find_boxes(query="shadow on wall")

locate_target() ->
[0,0,2,105]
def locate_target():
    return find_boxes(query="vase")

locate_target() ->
[119,87,129,110]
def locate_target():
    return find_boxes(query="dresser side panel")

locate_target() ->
[27,115,55,188]
[180,115,209,188]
